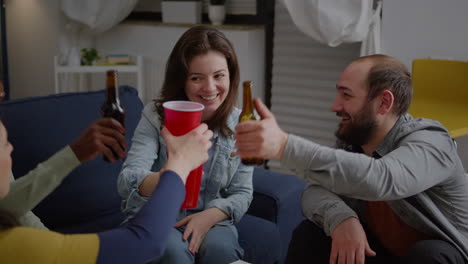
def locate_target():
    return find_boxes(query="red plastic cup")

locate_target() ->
[163,101,205,209]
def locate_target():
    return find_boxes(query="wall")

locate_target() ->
[6,0,64,99]
[382,0,468,69]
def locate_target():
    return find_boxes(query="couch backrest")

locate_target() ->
[0,86,143,233]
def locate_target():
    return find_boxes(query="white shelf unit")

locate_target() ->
[54,55,144,101]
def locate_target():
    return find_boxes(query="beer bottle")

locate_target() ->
[101,70,125,162]
[239,81,264,166]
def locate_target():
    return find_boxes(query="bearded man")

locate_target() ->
[235,54,468,264]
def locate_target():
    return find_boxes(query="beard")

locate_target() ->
[335,103,377,148]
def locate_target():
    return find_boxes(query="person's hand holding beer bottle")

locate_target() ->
[70,118,127,163]
[235,98,289,161]
[101,70,126,162]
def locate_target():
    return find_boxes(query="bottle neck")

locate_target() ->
[106,72,120,105]
[106,86,120,104]
[243,85,254,112]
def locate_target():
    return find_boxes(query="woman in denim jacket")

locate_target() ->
[117,25,253,264]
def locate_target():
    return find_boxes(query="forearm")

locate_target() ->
[137,154,196,198]
[302,183,359,236]
[204,207,230,225]
[282,135,381,198]
[207,192,252,224]
[0,146,80,216]
[205,163,253,223]
[117,108,164,200]
[97,170,185,264]
[282,134,455,200]
[138,171,162,197]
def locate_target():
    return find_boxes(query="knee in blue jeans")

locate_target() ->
[197,225,243,264]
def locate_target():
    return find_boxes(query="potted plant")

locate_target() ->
[80,48,101,66]
[162,0,202,24]
[208,0,226,25]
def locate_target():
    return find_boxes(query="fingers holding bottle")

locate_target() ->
[235,98,288,161]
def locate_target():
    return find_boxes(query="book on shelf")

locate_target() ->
[104,54,133,65]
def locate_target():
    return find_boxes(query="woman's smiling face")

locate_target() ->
[185,50,230,122]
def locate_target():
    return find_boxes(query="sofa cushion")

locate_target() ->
[0,86,143,233]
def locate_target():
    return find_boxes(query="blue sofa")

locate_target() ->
[0,86,306,264]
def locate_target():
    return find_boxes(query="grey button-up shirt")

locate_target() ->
[283,114,468,261]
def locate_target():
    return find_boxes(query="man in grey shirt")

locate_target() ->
[235,54,467,264]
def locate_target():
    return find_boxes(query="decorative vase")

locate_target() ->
[68,47,81,66]
[208,5,226,26]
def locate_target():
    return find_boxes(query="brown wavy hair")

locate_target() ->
[154,25,240,136]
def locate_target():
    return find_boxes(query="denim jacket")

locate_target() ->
[117,103,253,224]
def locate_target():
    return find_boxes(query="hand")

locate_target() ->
[330,217,376,264]
[174,208,229,254]
[235,98,288,160]
[70,118,126,163]
[161,124,213,182]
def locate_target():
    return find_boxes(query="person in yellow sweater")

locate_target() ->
[0,120,213,263]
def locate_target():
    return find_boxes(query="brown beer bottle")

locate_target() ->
[239,81,264,166]
[101,70,125,162]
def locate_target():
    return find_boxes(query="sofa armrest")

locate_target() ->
[247,167,306,262]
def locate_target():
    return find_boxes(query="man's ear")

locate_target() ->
[377,89,394,115]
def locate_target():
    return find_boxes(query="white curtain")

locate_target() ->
[360,0,382,56]
[58,0,138,91]
[61,0,138,34]
[281,0,382,54]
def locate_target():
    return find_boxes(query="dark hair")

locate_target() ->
[0,208,18,231]
[357,54,413,116]
[155,25,240,136]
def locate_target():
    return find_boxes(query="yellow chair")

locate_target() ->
[409,59,468,138]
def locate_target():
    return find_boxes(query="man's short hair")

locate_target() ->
[358,54,413,116]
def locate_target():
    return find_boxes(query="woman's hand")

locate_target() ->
[174,208,229,254]
[162,124,213,182]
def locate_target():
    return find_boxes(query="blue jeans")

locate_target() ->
[153,223,244,264]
